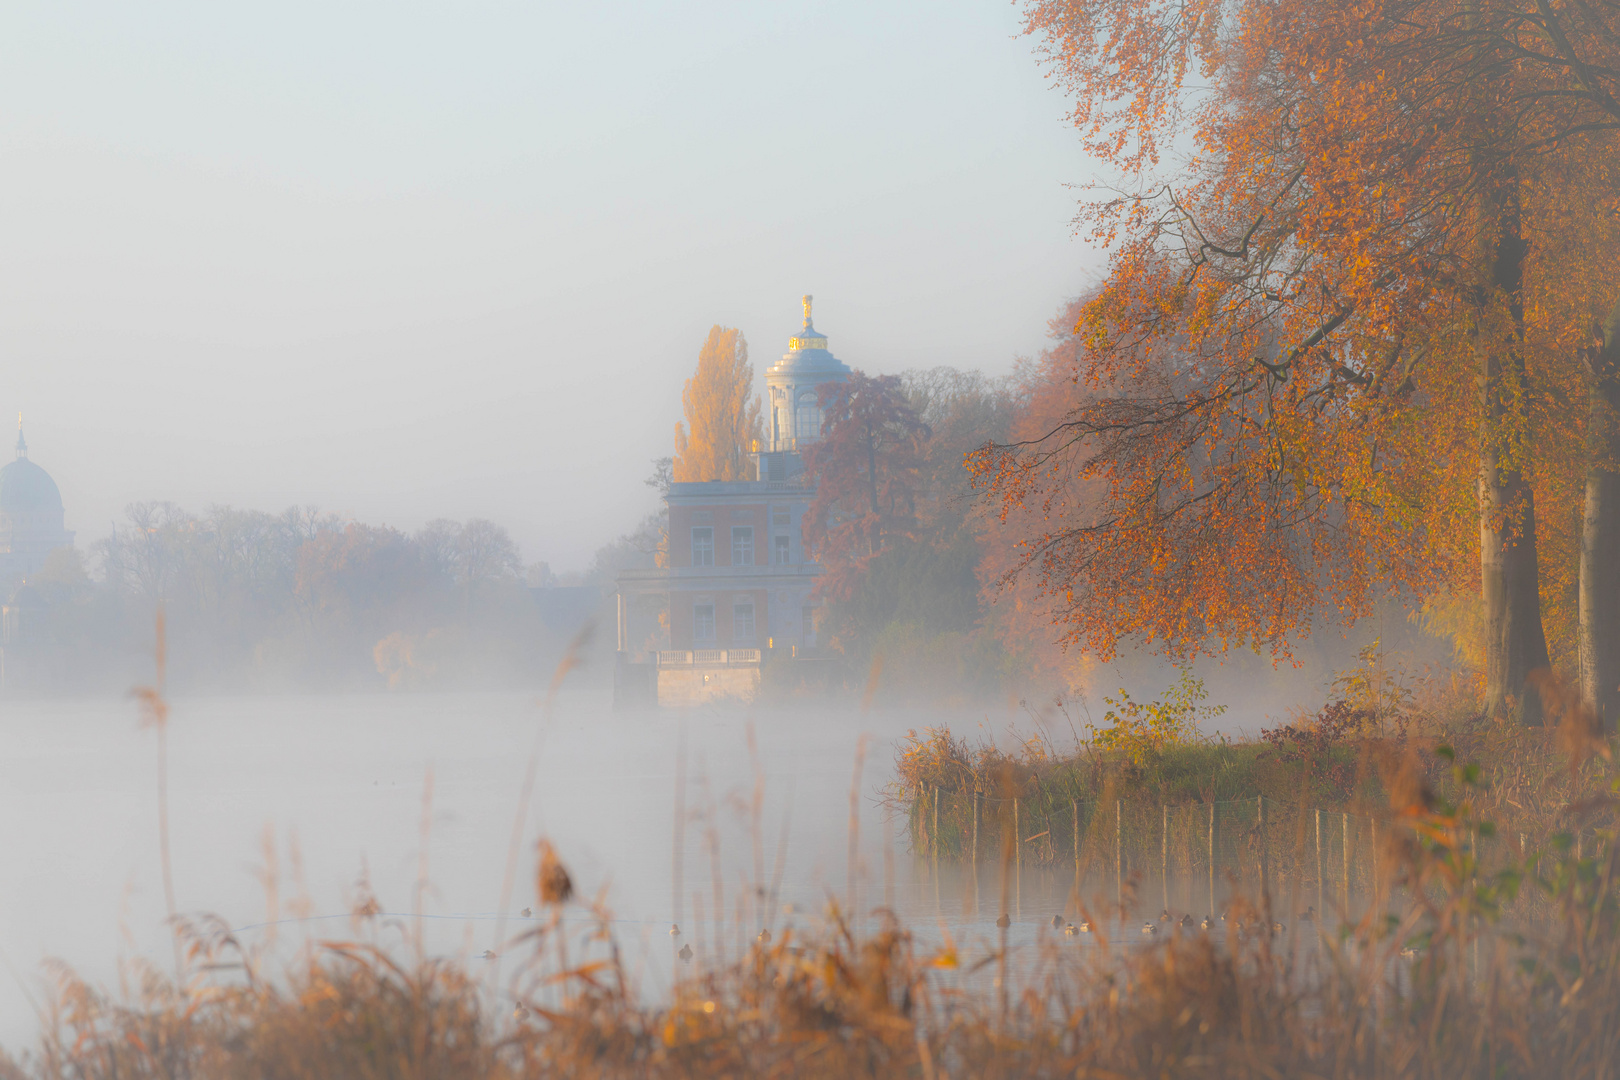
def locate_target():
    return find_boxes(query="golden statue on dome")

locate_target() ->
[802,294,813,327]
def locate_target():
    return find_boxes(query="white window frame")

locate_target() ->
[733,601,755,641]
[693,603,715,641]
[691,527,714,567]
[731,525,754,566]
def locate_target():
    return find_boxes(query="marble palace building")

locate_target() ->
[614,296,848,707]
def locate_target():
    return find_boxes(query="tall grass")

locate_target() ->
[11,654,1620,1076]
[8,745,1620,1080]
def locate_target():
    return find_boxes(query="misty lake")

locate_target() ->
[0,689,1321,1052]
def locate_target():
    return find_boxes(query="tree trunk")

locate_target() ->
[1477,168,1550,725]
[1579,298,1620,728]
[865,416,880,556]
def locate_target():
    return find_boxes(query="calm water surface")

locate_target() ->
[0,689,1327,1051]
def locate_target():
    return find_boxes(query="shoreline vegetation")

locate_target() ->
[7,672,1620,1078]
[891,669,1614,918]
[4,730,1619,1077]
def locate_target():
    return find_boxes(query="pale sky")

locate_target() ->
[0,1,1101,570]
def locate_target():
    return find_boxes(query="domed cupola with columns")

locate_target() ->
[755,295,850,483]
[764,294,850,454]
[0,420,74,583]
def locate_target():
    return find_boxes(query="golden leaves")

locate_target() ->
[673,326,763,483]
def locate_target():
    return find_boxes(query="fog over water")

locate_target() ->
[0,684,1366,1052]
[0,689,953,1047]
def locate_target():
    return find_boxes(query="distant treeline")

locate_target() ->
[16,503,590,693]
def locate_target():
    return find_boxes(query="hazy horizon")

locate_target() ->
[0,1,1101,572]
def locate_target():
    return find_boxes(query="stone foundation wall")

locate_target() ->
[656,664,761,707]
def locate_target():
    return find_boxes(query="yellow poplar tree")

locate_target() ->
[673,326,763,482]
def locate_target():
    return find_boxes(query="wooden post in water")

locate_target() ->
[1371,817,1378,911]
[932,787,939,860]
[1315,808,1323,918]
[1073,798,1080,883]
[1342,812,1350,913]
[971,788,982,915]
[1257,795,1267,900]
[1014,797,1022,919]
[1014,797,1021,877]
[1162,804,1169,914]
[917,784,927,857]
[1115,799,1123,915]
[1208,801,1215,917]
[972,788,981,863]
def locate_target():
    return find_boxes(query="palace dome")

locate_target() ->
[766,294,851,378]
[0,457,62,513]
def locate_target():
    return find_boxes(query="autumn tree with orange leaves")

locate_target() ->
[802,372,930,605]
[977,0,1620,723]
[673,326,763,483]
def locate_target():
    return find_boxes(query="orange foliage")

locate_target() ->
[974,0,1620,664]
[672,326,763,483]
[802,372,930,603]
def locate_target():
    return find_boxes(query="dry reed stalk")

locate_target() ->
[491,624,591,992]
[131,607,181,981]
[672,719,686,948]
[745,722,765,933]
[848,734,869,935]
[414,764,434,960]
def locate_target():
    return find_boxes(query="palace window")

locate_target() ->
[796,393,823,443]
[693,604,715,641]
[774,535,790,564]
[733,601,755,641]
[692,527,714,567]
[731,526,754,565]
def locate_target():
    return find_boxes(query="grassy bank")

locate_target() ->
[6,725,1620,1079]
[890,690,1609,895]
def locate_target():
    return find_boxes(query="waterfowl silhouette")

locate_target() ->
[995,913,1011,929]
[1064,923,1079,937]
[1051,914,1064,928]
[679,943,693,961]
[670,924,681,936]
[1079,920,1093,933]
[1180,913,1195,927]
[1301,906,1316,921]
[756,928,771,944]
[1199,915,1213,930]
[480,950,496,960]
[520,907,531,918]
[1142,922,1160,935]
[1159,908,1172,922]
[1272,921,1285,934]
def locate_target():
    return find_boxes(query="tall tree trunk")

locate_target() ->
[865,417,880,556]
[1477,168,1550,725]
[1579,297,1620,728]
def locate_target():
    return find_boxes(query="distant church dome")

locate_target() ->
[0,429,63,512]
[0,420,74,585]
